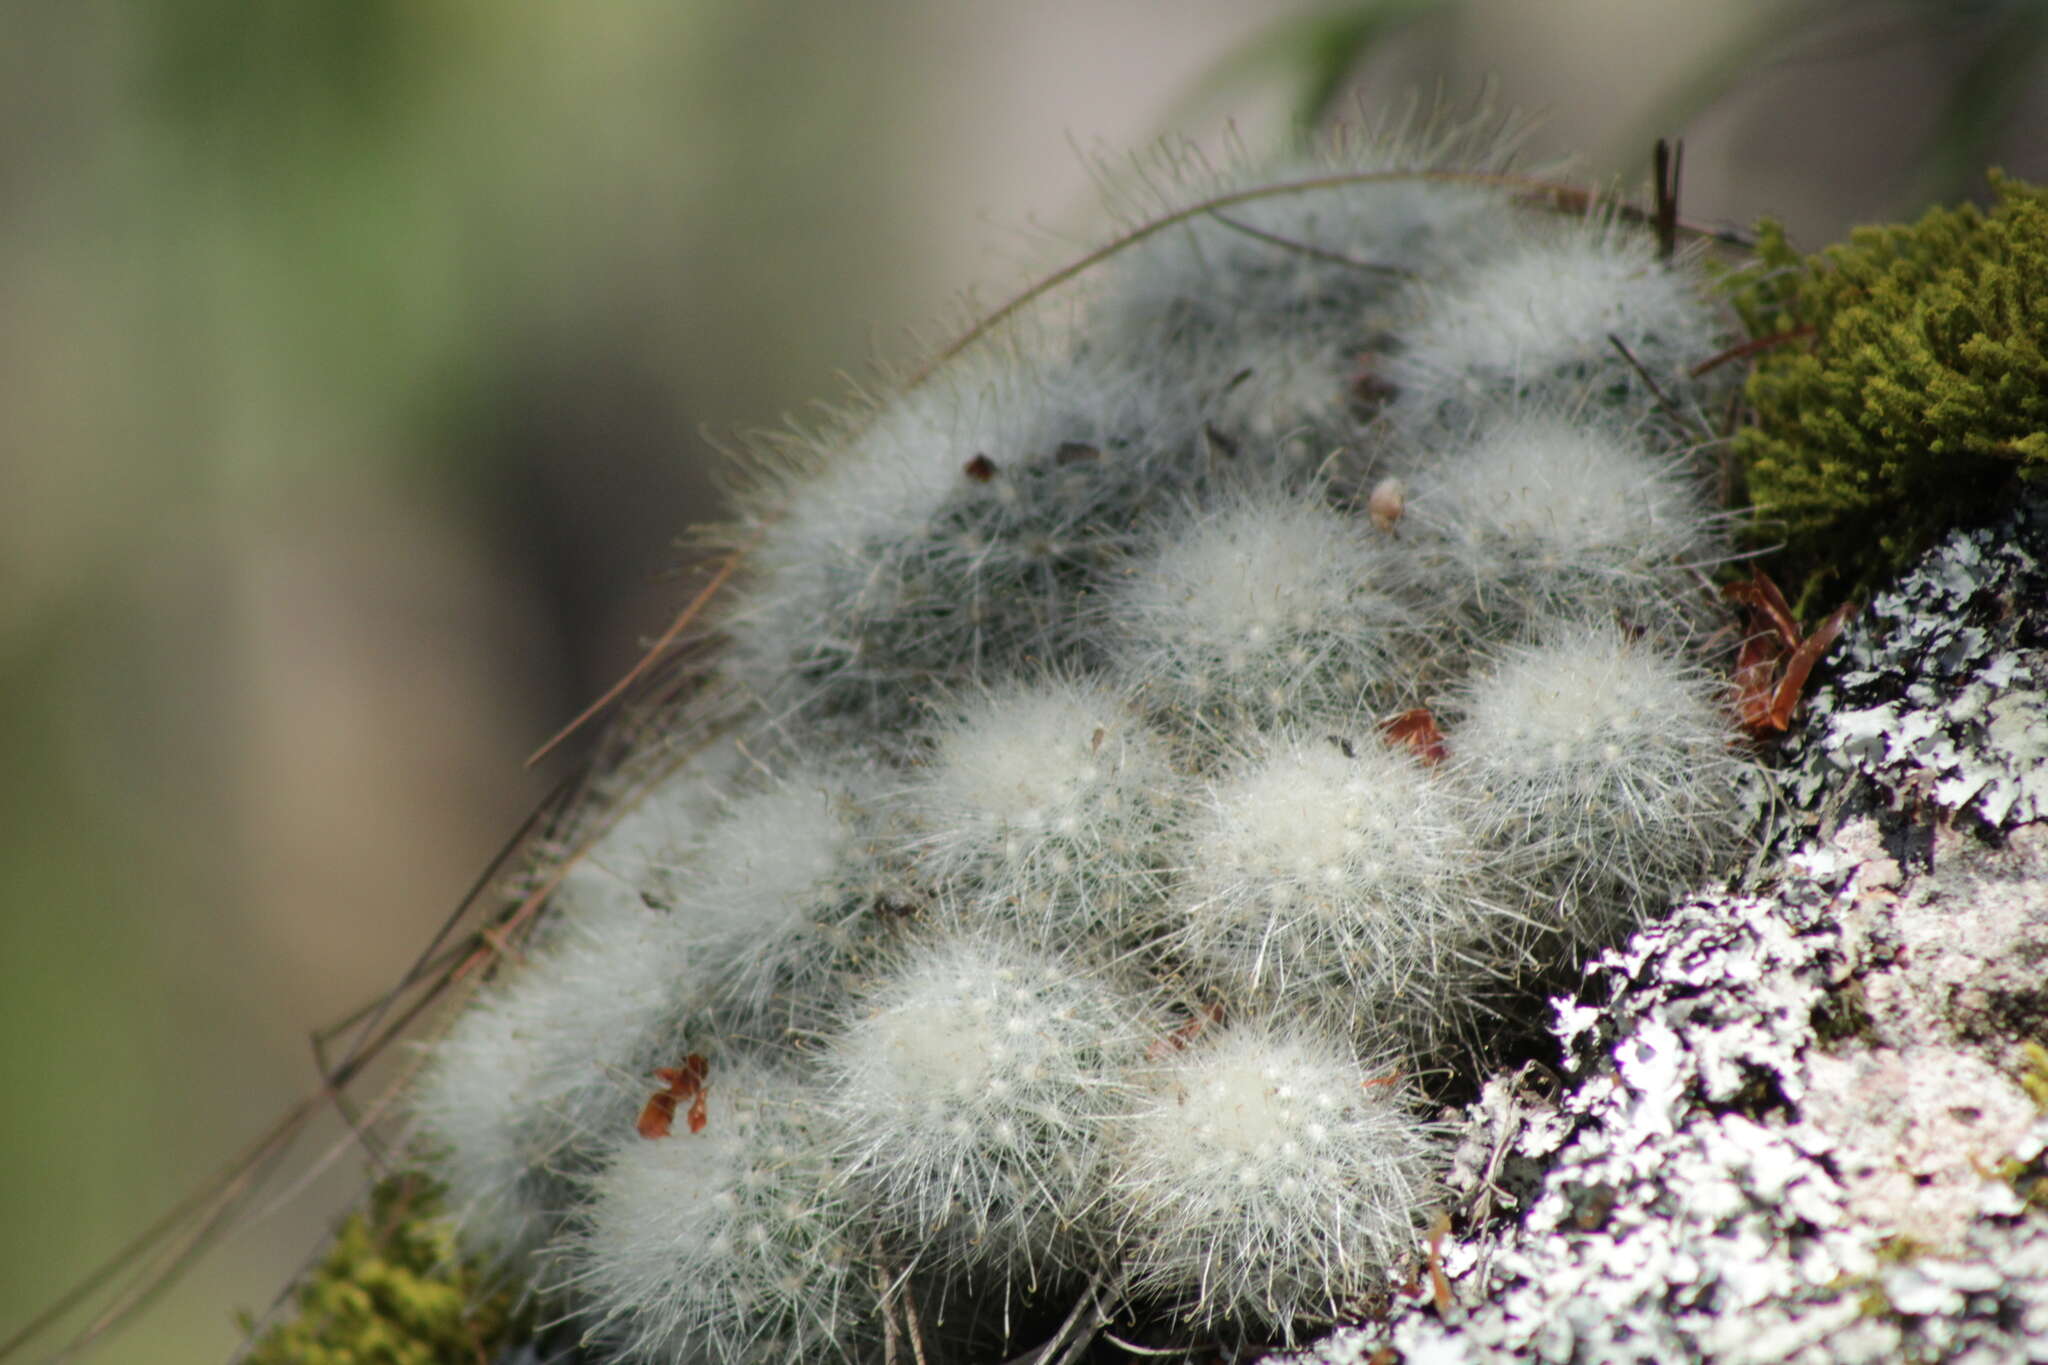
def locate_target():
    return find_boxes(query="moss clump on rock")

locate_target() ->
[2020,1039,2048,1113]
[1731,173,2048,615]
[241,1174,516,1365]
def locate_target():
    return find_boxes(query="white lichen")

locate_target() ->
[1791,502,2048,831]
[1288,817,2048,1365]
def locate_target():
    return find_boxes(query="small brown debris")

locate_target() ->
[1425,1210,1454,1314]
[637,1054,710,1139]
[963,453,998,482]
[873,894,921,921]
[1724,570,1856,734]
[1368,477,1406,533]
[1147,1003,1225,1062]
[1351,352,1400,413]
[1382,708,1448,766]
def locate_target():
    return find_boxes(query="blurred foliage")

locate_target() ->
[1729,172,2048,614]
[0,636,197,1363]
[1642,0,2048,208]
[1187,0,2046,206]
[1,2,932,1361]
[1174,0,1452,134]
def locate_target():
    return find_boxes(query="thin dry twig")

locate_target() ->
[901,1275,930,1365]
[1606,332,1710,442]
[918,167,1753,385]
[1652,138,1682,262]
[526,548,742,767]
[876,1256,902,1365]
[1690,325,1817,377]
[1205,209,1408,275]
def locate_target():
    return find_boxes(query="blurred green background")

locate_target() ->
[2,2,2042,1360]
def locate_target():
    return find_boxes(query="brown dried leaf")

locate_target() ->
[1382,708,1447,765]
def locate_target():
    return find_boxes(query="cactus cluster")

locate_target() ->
[411,124,1758,1360]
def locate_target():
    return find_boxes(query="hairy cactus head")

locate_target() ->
[1168,727,1489,1051]
[819,932,1152,1272]
[569,1055,869,1365]
[1447,618,1744,919]
[1104,1015,1441,1341]
[1106,487,1419,731]
[902,676,1179,941]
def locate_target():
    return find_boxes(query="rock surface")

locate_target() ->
[1287,505,2048,1364]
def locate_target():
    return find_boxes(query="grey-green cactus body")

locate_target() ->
[410,124,1757,1362]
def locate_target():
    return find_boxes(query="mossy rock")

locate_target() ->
[1729,173,2048,616]
[240,1174,518,1365]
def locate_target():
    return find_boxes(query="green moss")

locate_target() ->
[240,1173,517,1365]
[1872,1233,1931,1264]
[1991,1152,2048,1213]
[2019,1039,2048,1114]
[1728,173,2048,614]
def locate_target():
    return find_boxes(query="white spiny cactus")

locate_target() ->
[1104,1016,1441,1340]
[1168,729,1489,1051]
[411,769,721,1258]
[1090,128,1516,360]
[1385,218,1727,437]
[1399,408,1724,645]
[569,1056,871,1365]
[675,772,900,1038]
[1105,488,1418,734]
[412,120,1763,1361]
[901,677,1178,941]
[1446,619,1744,934]
[819,933,1152,1272]
[725,347,1196,741]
